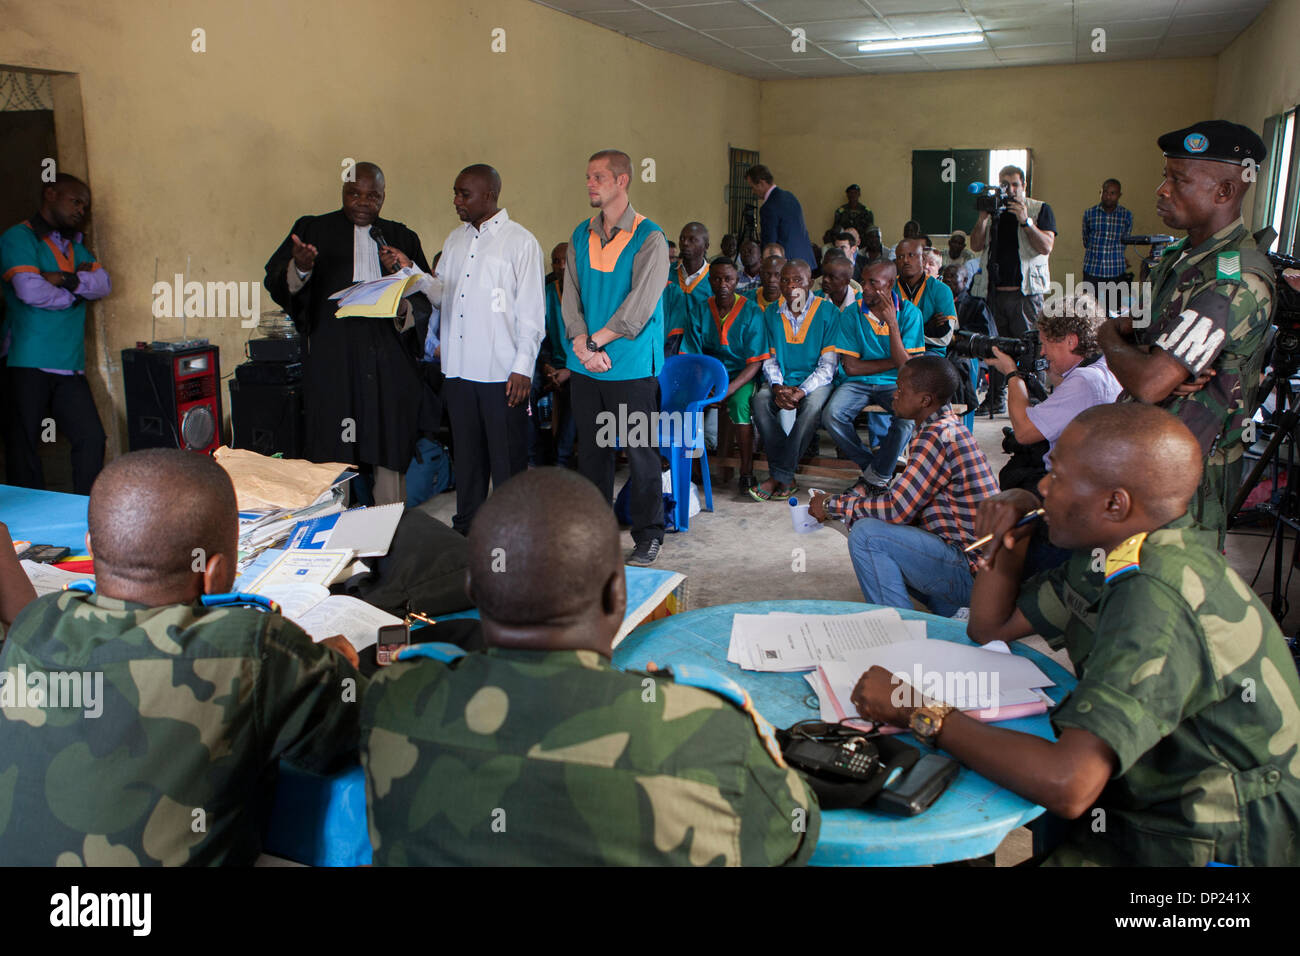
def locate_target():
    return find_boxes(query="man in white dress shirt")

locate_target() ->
[433,164,545,534]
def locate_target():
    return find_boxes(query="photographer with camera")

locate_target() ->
[1097,120,1275,541]
[988,297,1121,491]
[969,165,1057,415]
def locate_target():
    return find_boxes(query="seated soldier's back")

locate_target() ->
[362,645,820,866]
[0,590,363,866]
[1036,513,1300,866]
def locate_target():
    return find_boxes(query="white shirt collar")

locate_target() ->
[679,258,708,286]
[465,207,511,236]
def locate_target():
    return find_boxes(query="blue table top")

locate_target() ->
[1,485,90,553]
[612,600,1077,866]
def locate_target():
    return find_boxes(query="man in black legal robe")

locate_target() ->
[264,162,439,504]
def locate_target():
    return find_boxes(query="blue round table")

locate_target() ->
[612,600,1077,866]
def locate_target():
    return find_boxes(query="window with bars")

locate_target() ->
[727,147,760,245]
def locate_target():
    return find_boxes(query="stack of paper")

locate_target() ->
[329,267,422,318]
[810,640,1056,730]
[21,560,89,597]
[727,609,925,671]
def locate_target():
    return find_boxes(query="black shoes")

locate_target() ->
[627,539,661,566]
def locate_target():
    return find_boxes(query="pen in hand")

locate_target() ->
[964,508,1046,554]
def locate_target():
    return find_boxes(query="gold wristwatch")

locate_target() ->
[910,703,956,746]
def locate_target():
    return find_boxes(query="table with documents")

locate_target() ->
[614,599,1078,866]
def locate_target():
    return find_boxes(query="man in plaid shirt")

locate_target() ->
[809,356,999,615]
[1081,179,1133,288]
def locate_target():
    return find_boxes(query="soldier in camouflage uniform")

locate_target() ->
[0,449,364,865]
[832,184,874,245]
[362,467,819,865]
[1098,120,1276,542]
[852,404,1300,865]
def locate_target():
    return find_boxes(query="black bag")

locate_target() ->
[334,502,473,618]
[776,723,921,810]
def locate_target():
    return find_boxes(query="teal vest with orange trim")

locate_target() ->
[762,296,835,385]
[0,220,99,371]
[570,213,665,381]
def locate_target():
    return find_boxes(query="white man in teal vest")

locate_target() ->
[562,149,671,566]
[968,164,1057,415]
[1,173,112,494]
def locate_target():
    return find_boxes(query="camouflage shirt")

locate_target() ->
[833,204,874,240]
[1017,512,1300,865]
[361,645,820,865]
[0,591,364,866]
[1132,217,1275,533]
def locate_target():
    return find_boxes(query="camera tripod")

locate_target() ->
[1229,356,1300,620]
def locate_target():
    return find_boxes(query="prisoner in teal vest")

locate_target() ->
[761,295,836,385]
[569,213,666,381]
[1,219,102,371]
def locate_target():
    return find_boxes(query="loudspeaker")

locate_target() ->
[229,378,304,458]
[121,345,222,455]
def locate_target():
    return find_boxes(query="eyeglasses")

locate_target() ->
[787,718,878,742]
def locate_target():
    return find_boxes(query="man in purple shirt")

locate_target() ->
[1,174,112,493]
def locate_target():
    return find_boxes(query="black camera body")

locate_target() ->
[951,329,1048,402]
[974,182,1013,215]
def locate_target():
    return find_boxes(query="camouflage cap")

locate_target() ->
[1158,120,1266,166]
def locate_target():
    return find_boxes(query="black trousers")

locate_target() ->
[985,290,1045,403]
[443,376,530,534]
[570,373,664,544]
[5,367,106,495]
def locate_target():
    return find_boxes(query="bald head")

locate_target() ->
[354,161,384,187]
[458,163,502,199]
[88,449,238,601]
[467,468,625,646]
[1062,404,1203,524]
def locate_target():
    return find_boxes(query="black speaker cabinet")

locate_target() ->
[121,345,222,454]
[229,378,304,458]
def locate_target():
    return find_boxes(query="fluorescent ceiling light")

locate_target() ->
[857,33,984,53]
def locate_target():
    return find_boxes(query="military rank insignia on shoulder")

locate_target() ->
[1104,532,1149,585]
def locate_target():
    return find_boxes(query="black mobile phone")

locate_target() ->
[873,753,959,815]
[375,623,410,666]
[16,545,70,564]
[783,737,880,782]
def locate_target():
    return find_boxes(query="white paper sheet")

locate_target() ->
[20,560,89,597]
[247,549,353,594]
[292,595,401,652]
[728,608,913,671]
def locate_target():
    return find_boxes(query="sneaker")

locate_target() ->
[627,539,661,566]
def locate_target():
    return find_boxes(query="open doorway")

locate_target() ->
[0,67,100,492]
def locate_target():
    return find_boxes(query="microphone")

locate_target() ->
[370,225,395,274]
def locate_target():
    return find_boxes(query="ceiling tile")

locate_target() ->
[862,0,970,13]
[703,23,795,44]
[1165,9,1262,37]
[583,9,683,32]
[653,2,770,30]
[1174,0,1267,15]
[532,0,638,12]
[1073,0,1178,16]
[747,0,882,21]
[1075,18,1168,42]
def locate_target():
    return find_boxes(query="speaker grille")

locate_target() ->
[180,405,216,450]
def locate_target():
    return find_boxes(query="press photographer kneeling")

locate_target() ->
[988,296,1121,494]
[983,296,1121,574]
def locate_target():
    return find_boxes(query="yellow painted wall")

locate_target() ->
[760,58,1218,280]
[0,0,759,451]
[1216,0,1300,230]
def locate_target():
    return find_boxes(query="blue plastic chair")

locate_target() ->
[657,353,729,531]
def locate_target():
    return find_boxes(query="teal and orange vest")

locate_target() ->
[0,220,100,371]
[570,213,666,381]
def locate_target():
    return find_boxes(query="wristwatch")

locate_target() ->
[586,336,603,354]
[910,703,956,746]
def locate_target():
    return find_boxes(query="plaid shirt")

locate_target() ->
[1081,203,1133,278]
[823,409,999,571]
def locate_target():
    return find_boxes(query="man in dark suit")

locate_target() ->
[746,165,815,267]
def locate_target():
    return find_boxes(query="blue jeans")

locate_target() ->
[822,381,914,481]
[846,517,973,616]
[751,384,830,484]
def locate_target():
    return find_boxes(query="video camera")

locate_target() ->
[1266,251,1300,371]
[950,329,1048,401]
[969,181,1012,216]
